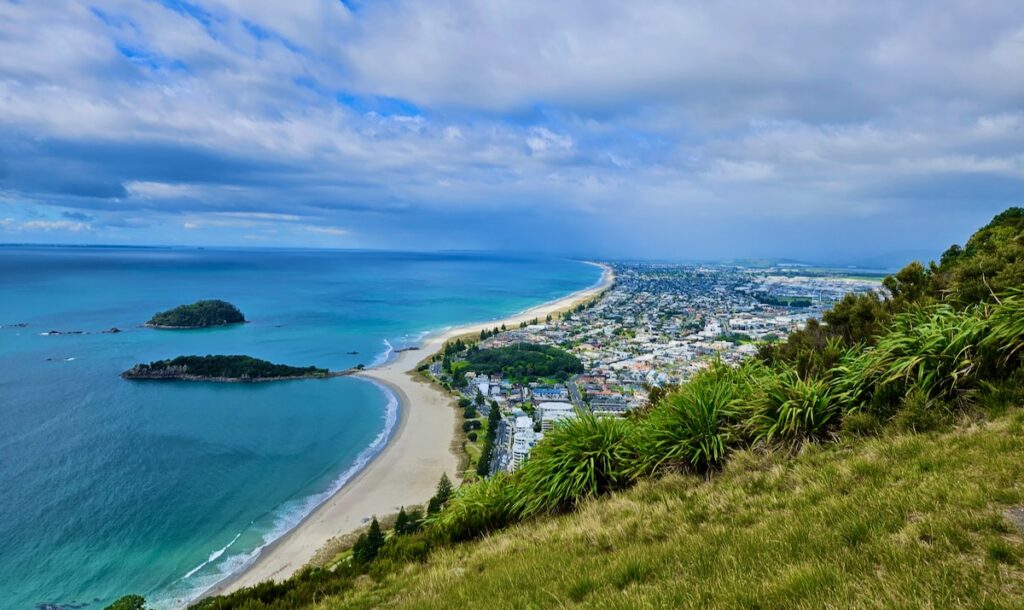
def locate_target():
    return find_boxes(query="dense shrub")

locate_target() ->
[632,362,753,474]
[748,367,839,448]
[429,473,519,542]
[514,414,637,517]
[891,387,953,433]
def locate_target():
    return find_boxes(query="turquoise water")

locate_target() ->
[0,247,600,610]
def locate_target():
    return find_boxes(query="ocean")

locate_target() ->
[0,246,601,610]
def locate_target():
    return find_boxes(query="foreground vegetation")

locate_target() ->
[109,208,1024,609]
[146,299,245,328]
[121,355,330,381]
[334,413,1024,609]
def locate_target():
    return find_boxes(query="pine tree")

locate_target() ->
[351,532,369,564]
[427,473,454,514]
[365,517,384,557]
[394,507,409,535]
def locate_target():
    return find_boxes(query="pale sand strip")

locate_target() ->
[212,262,614,595]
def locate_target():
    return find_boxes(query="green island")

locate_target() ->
[109,209,1024,610]
[145,299,246,329]
[449,343,583,384]
[121,355,333,382]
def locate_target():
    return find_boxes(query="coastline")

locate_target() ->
[206,261,614,597]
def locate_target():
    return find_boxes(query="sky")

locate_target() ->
[0,0,1022,264]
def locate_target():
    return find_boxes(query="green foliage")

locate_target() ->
[514,413,637,517]
[936,207,1024,306]
[749,367,839,447]
[821,291,893,345]
[461,420,481,433]
[122,355,328,380]
[462,405,477,419]
[429,474,519,542]
[353,517,385,565]
[426,473,453,515]
[331,417,1024,609]
[462,343,583,382]
[840,411,882,437]
[891,387,953,433]
[105,595,149,610]
[982,288,1024,368]
[632,363,750,474]
[866,305,987,404]
[883,261,934,308]
[147,299,245,328]
[755,293,813,307]
[189,563,360,610]
[457,397,471,409]
[758,321,847,379]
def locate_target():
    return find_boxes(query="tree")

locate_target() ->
[457,397,472,409]
[105,596,148,610]
[394,507,409,535]
[353,517,384,565]
[463,405,477,419]
[475,389,485,406]
[427,473,453,515]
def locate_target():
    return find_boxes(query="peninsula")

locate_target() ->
[145,299,245,329]
[121,355,335,382]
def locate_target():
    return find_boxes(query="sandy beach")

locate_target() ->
[212,261,614,595]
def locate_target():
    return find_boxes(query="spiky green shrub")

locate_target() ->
[429,473,519,542]
[831,346,884,414]
[983,289,1024,368]
[868,305,987,404]
[748,367,839,447]
[514,413,637,517]
[632,362,758,474]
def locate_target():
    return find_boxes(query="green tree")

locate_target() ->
[457,397,472,409]
[427,473,453,515]
[394,507,409,535]
[475,389,485,406]
[104,595,148,610]
[353,517,384,565]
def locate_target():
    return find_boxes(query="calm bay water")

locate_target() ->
[0,246,600,610]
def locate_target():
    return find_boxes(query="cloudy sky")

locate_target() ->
[1,1,1022,263]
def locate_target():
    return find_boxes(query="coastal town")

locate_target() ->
[427,263,883,475]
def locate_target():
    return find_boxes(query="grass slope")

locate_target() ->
[330,413,1024,609]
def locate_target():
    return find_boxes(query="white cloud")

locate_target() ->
[20,220,92,232]
[306,226,349,236]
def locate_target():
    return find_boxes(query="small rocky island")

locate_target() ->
[145,300,246,329]
[121,355,338,382]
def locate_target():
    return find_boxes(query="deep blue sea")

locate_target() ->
[0,246,600,610]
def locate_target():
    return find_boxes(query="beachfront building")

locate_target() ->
[536,401,576,431]
[510,414,542,472]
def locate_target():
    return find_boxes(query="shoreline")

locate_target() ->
[204,261,614,599]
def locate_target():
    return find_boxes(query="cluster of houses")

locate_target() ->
[448,263,883,473]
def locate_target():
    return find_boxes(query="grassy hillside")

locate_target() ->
[331,412,1024,609]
